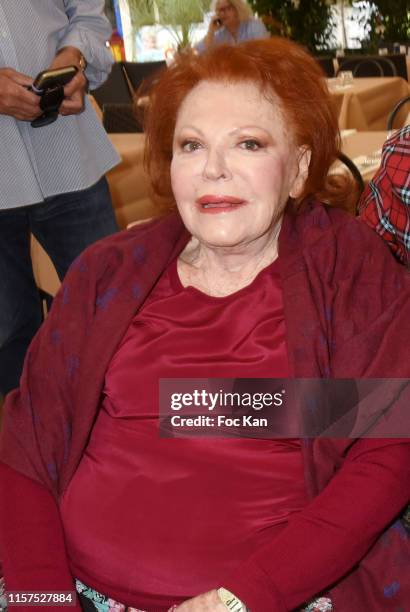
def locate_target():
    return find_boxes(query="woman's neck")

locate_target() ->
[178,228,280,297]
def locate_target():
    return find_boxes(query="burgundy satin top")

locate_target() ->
[60,258,308,609]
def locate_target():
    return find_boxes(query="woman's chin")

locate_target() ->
[194,230,249,250]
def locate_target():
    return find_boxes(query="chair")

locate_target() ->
[353,59,383,77]
[375,57,398,76]
[122,60,166,94]
[337,56,397,78]
[92,63,133,107]
[337,152,365,194]
[31,235,61,316]
[92,61,166,107]
[102,103,143,133]
[387,95,410,131]
[314,56,335,78]
[378,53,408,80]
[92,61,166,133]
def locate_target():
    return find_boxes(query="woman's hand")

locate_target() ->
[204,17,222,48]
[171,589,227,611]
[209,17,222,34]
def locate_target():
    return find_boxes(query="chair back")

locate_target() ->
[337,55,400,78]
[314,56,335,78]
[102,103,143,133]
[353,59,383,77]
[379,53,408,79]
[122,60,166,94]
[374,57,398,76]
[337,151,365,195]
[92,60,167,108]
[387,95,410,131]
[92,63,132,107]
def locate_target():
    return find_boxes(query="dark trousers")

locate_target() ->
[0,177,118,396]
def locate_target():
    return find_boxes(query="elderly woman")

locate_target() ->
[195,0,269,53]
[0,38,409,612]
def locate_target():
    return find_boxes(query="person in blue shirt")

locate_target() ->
[0,1,120,398]
[196,0,269,53]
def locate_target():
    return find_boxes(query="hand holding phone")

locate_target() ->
[58,68,88,117]
[31,65,78,92]
[0,68,41,121]
[210,16,222,31]
[30,65,78,128]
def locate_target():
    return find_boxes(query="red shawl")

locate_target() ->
[1,201,409,609]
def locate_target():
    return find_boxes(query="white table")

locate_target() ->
[329,77,410,130]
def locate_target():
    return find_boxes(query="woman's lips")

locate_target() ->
[196,194,247,213]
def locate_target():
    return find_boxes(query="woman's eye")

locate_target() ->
[181,140,202,152]
[239,139,262,151]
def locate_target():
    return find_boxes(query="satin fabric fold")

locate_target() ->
[60,258,307,609]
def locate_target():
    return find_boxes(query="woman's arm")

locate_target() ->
[168,439,409,611]
[0,462,82,611]
[220,438,410,611]
[195,18,221,54]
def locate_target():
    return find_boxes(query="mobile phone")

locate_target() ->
[214,18,222,27]
[32,65,78,93]
[30,65,78,128]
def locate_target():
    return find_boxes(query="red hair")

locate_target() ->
[143,38,353,212]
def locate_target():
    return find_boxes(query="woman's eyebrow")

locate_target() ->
[229,125,272,136]
[175,125,205,136]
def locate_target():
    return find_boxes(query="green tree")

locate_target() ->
[127,0,210,49]
[370,0,409,43]
[249,0,336,51]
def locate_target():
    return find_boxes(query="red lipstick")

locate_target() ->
[196,194,246,213]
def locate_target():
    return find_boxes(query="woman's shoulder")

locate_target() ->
[73,213,185,273]
[284,200,391,251]
[281,201,409,286]
[242,17,269,38]
[47,213,188,316]
[314,203,399,258]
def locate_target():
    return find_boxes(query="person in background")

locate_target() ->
[196,0,269,53]
[0,1,120,399]
[358,125,410,267]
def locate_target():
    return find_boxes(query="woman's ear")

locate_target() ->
[289,146,311,199]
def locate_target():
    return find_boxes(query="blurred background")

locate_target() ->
[103,0,409,62]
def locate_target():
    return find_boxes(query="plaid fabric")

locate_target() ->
[358,125,410,267]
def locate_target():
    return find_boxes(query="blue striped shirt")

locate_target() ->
[0,0,120,210]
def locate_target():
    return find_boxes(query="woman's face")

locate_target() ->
[215,1,239,29]
[171,80,309,253]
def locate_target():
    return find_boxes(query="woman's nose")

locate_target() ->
[202,148,232,181]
